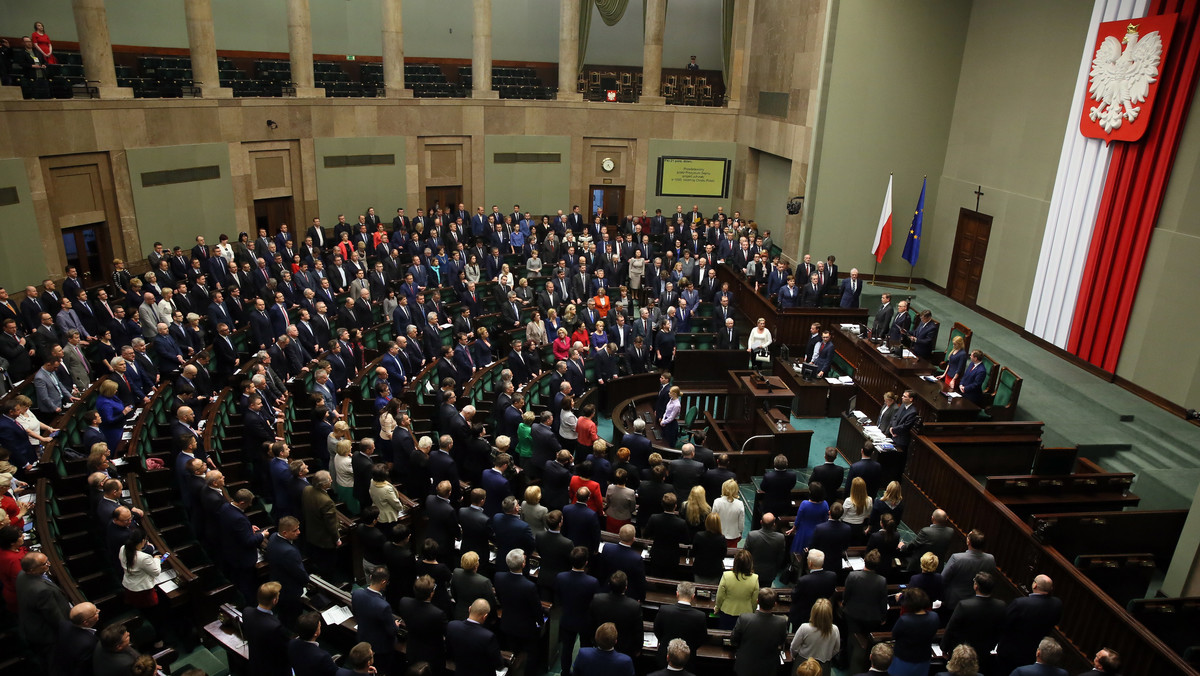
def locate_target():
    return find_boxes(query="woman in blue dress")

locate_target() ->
[787,481,830,557]
[941,335,967,388]
[95,379,131,448]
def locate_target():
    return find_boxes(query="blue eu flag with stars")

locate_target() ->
[902,177,925,266]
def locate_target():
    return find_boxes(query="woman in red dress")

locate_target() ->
[0,525,28,613]
[31,22,57,65]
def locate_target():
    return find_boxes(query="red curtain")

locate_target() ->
[1068,0,1200,371]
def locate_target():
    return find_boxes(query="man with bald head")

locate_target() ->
[899,508,955,572]
[446,598,503,676]
[744,512,787,587]
[52,601,101,675]
[995,574,1064,675]
[16,552,70,660]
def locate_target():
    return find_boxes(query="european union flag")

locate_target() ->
[902,177,926,266]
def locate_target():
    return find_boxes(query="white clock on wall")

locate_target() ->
[601,157,615,172]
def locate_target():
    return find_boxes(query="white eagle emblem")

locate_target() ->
[1088,24,1163,133]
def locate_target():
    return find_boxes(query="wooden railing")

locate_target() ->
[904,434,1199,676]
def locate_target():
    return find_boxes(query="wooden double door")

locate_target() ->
[947,208,992,306]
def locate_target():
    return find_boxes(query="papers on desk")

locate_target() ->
[111,456,128,466]
[121,490,131,499]
[197,419,207,429]
[944,392,962,399]
[839,323,861,331]
[439,323,453,330]
[134,408,144,417]
[257,550,266,564]
[153,568,178,588]
[723,557,735,570]
[496,669,509,676]
[921,375,939,383]
[902,349,915,358]
[157,578,179,594]
[321,605,354,626]
[846,556,866,571]
[643,632,659,649]
[121,430,133,441]
[931,600,942,610]
[877,345,891,354]
[931,644,943,658]
[825,377,840,384]
[17,494,35,506]
[852,410,870,424]
[838,375,854,384]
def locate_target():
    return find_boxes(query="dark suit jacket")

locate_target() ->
[731,610,789,676]
[941,594,1007,655]
[995,594,1064,670]
[842,569,888,625]
[243,607,292,676]
[218,503,265,571]
[51,621,99,676]
[554,570,600,631]
[541,459,572,510]
[667,457,706,497]
[789,568,839,627]
[445,619,503,676]
[396,597,447,666]
[573,647,635,676]
[807,462,844,500]
[494,570,543,640]
[492,512,535,565]
[587,592,642,656]
[265,533,308,602]
[597,542,646,601]
[653,602,708,666]
[288,638,339,676]
[904,523,956,572]
[562,502,601,553]
[872,303,895,337]
[424,495,460,554]
[714,325,740,349]
[643,512,689,577]
[352,587,397,654]
[846,457,883,497]
[889,404,920,450]
[810,520,852,570]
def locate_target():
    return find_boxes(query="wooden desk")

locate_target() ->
[714,264,869,345]
[774,357,855,417]
[727,370,794,423]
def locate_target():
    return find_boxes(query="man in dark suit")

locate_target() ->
[994,575,1064,676]
[493,496,535,565]
[744,514,787,588]
[562,488,601,554]
[888,389,919,453]
[730,588,789,676]
[572,622,635,676]
[219,489,268,605]
[542,450,574,511]
[839,268,864,308]
[534,510,574,601]
[888,299,911,344]
[352,567,400,675]
[493,549,544,669]
[50,601,101,676]
[446,599,504,676]
[810,503,853,570]
[654,371,672,422]
[789,550,839,630]
[397,574,448,668]
[287,612,340,676]
[667,445,706,497]
[899,508,956,572]
[555,546,600,675]
[424,481,460,556]
[653,581,708,667]
[643,493,689,578]
[940,571,1006,670]
[587,571,642,657]
[265,517,309,627]
[243,583,293,676]
[714,317,739,349]
[806,446,844,501]
[1008,638,1070,676]
[911,310,939,361]
[799,273,823,307]
[810,329,835,377]
[457,488,491,561]
[846,443,884,498]
[620,418,653,469]
[702,452,737,504]
[871,293,895,338]
[596,524,645,601]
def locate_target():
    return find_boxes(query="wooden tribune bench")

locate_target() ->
[1126,597,1200,656]
[1029,509,1189,567]
[984,471,1139,521]
[1074,553,1156,606]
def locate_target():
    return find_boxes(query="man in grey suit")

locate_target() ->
[16,552,70,659]
[899,509,956,572]
[744,514,787,588]
[730,588,789,676]
[940,528,997,616]
[34,357,75,416]
[667,445,706,498]
[137,293,161,339]
[62,331,92,390]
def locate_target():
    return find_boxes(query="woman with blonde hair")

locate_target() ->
[938,644,980,676]
[369,465,402,533]
[13,395,55,447]
[682,484,711,534]
[942,334,968,387]
[552,327,572,361]
[521,485,548,535]
[907,552,944,603]
[791,598,841,674]
[331,439,358,511]
[715,549,759,629]
[712,478,750,547]
[794,658,823,676]
[842,476,873,545]
[869,480,904,532]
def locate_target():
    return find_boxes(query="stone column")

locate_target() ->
[641,0,667,104]
[70,0,132,98]
[380,0,412,98]
[472,0,498,98]
[557,0,582,101]
[286,0,323,97]
[184,0,232,98]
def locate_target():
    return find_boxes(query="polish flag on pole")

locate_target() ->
[871,174,893,263]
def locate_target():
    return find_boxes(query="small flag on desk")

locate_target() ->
[902,177,926,267]
[871,175,893,263]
